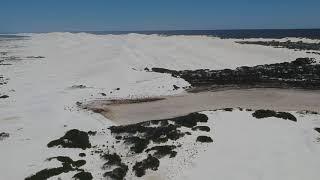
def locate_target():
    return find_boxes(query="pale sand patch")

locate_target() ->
[90,88,320,125]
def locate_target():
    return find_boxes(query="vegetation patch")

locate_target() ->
[0,95,9,99]
[103,165,128,180]
[196,136,213,143]
[145,145,177,158]
[298,110,319,115]
[73,171,93,180]
[71,85,87,89]
[192,126,211,132]
[101,153,122,167]
[171,113,208,128]
[236,40,320,51]
[25,166,74,180]
[26,56,45,59]
[132,155,160,177]
[106,112,211,177]
[252,110,297,122]
[47,129,91,149]
[109,113,207,154]
[0,132,9,140]
[29,112,212,179]
[47,156,86,168]
[151,58,320,89]
[101,152,129,180]
[87,131,97,136]
[25,156,85,180]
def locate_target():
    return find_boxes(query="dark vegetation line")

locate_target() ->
[236,40,320,51]
[88,29,320,39]
[150,58,320,90]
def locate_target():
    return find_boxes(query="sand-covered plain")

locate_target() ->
[1,33,320,180]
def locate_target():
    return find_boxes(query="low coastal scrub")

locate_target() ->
[25,156,89,180]
[196,136,214,143]
[132,155,160,177]
[0,132,9,141]
[27,112,213,179]
[236,40,320,51]
[47,129,91,149]
[252,109,297,122]
[151,58,320,89]
[145,145,178,158]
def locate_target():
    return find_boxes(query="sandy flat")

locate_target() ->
[99,88,320,125]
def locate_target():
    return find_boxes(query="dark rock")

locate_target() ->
[252,110,297,122]
[0,132,9,140]
[26,156,85,180]
[124,137,150,153]
[87,131,97,136]
[172,113,208,128]
[196,136,213,143]
[173,85,180,90]
[315,128,320,133]
[115,136,122,140]
[298,110,319,115]
[192,126,210,132]
[47,129,91,150]
[101,153,122,167]
[25,166,73,180]
[26,56,45,59]
[0,95,9,99]
[79,153,86,157]
[47,156,86,168]
[103,165,128,180]
[73,171,93,180]
[222,108,233,112]
[71,85,87,89]
[132,155,160,177]
[101,152,128,179]
[151,67,178,75]
[145,145,177,158]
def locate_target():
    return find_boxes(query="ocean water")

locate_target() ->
[0,35,28,41]
[87,29,320,39]
[1,29,320,39]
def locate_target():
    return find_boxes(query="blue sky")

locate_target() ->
[1,0,320,33]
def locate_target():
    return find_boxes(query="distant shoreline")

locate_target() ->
[2,28,320,39]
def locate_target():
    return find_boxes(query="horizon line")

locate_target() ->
[1,28,320,34]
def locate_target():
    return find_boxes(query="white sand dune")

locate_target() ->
[0,33,320,180]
